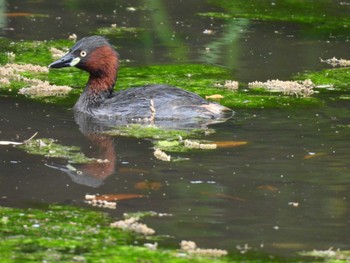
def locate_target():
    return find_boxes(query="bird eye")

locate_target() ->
[80,51,87,57]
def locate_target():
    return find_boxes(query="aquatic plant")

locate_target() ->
[180,240,228,258]
[19,138,94,164]
[320,57,350,67]
[248,79,315,97]
[202,0,350,35]
[50,47,68,59]
[296,67,350,90]
[0,63,72,97]
[85,194,117,209]
[153,148,171,162]
[19,82,72,97]
[300,248,350,262]
[183,139,217,149]
[94,24,143,37]
[106,124,198,140]
[111,217,155,236]
[0,204,346,262]
[0,205,227,262]
[0,38,322,109]
[214,80,239,91]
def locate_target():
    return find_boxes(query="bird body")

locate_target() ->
[49,36,233,126]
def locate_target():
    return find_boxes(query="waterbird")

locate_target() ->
[49,35,233,125]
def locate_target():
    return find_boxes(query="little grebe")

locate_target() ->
[49,36,233,122]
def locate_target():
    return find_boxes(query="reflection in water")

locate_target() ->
[46,134,116,188]
[46,103,230,187]
[199,18,249,69]
[0,0,6,30]
[45,111,122,188]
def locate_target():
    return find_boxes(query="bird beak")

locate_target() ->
[49,52,80,68]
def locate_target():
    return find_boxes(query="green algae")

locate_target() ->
[0,39,321,110]
[296,67,350,90]
[106,124,222,153]
[0,205,234,263]
[203,0,350,35]
[105,124,200,140]
[94,26,144,37]
[0,205,129,262]
[117,64,321,109]
[19,138,93,164]
[155,140,183,152]
[300,250,350,262]
[0,204,313,263]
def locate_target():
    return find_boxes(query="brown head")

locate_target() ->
[49,35,119,94]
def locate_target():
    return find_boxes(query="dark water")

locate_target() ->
[1,0,350,258]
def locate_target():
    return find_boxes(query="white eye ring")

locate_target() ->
[80,51,87,57]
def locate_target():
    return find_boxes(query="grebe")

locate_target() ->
[49,36,233,123]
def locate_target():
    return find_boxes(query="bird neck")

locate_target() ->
[74,74,116,113]
[74,46,119,113]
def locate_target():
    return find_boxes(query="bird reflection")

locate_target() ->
[46,110,230,187]
[46,113,118,188]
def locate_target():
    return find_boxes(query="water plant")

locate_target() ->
[0,205,234,263]
[296,67,350,91]
[0,38,322,109]
[19,138,94,164]
[201,0,350,36]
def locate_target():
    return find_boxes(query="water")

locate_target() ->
[1,0,350,258]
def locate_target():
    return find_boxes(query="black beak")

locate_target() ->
[48,52,76,68]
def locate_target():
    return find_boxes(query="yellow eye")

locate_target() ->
[80,51,87,57]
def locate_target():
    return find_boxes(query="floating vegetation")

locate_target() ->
[1,205,233,263]
[0,204,312,262]
[288,202,300,208]
[95,25,143,37]
[154,139,247,153]
[111,217,155,236]
[203,0,350,34]
[320,57,350,67]
[19,138,93,164]
[214,80,239,91]
[0,38,322,109]
[106,124,196,140]
[296,67,350,90]
[1,63,48,73]
[0,63,72,97]
[68,33,77,42]
[19,82,72,97]
[184,139,217,150]
[85,193,145,209]
[106,124,246,160]
[86,198,117,209]
[123,211,172,220]
[94,193,144,201]
[154,140,182,152]
[300,248,350,261]
[153,148,171,162]
[248,79,315,97]
[50,47,68,59]
[0,38,319,110]
[0,63,47,86]
[180,240,228,258]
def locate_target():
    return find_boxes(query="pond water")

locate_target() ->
[1,0,350,258]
